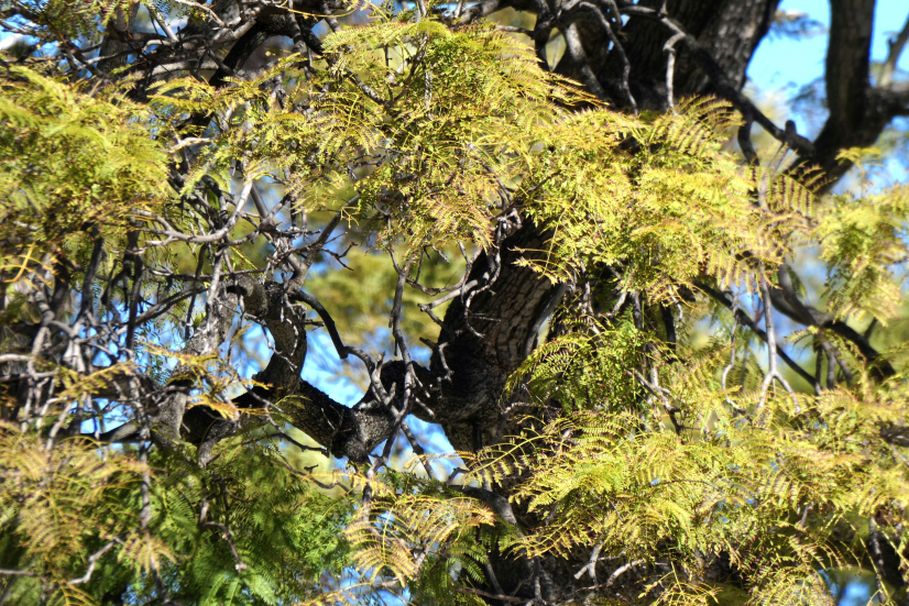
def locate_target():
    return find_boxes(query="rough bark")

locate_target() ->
[6,0,908,601]
[430,220,560,450]
[60,1,907,471]
[807,0,905,179]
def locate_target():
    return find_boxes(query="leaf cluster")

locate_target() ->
[0,65,171,281]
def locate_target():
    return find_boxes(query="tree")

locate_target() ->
[1,0,908,604]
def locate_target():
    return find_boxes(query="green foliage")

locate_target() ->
[507,315,649,413]
[139,442,353,605]
[0,430,353,605]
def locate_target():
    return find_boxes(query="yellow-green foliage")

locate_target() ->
[4,10,909,606]
[149,21,827,305]
[143,13,909,324]
[0,65,171,277]
[0,423,153,605]
[143,343,265,421]
[518,98,815,301]
[465,340,909,604]
[817,184,909,323]
[341,469,495,589]
[8,1,141,39]
[150,20,585,252]
[321,19,576,244]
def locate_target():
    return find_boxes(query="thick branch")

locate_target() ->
[807,0,882,177]
[880,10,909,88]
[174,277,423,462]
[431,220,562,449]
[767,269,895,380]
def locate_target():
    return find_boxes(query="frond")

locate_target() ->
[815,185,909,323]
[650,97,741,159]
[343,479,495,587]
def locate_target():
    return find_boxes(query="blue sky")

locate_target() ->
[750,0,909,189]
[295,0,909,487]
[2,2,904,602]
[751,0,909,87]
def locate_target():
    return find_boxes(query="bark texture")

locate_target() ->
[5,0,908,602]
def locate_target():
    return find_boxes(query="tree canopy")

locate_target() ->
[1,1,909,604]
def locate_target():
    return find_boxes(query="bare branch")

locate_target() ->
[879,10,909,87]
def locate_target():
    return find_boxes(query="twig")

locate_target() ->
[70,540,118,585]
[561,22,608,98]
[756,274,797,417]
[577,1,637,111]
[698,281,818,391]
[574,542,604,582]
[880,12,909,87]
[618,5,814,155]
[662,32,685,111]
[146,178,254,246]
[170,0,227,27]
[458,586,525,603]
[605,559,643,588]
